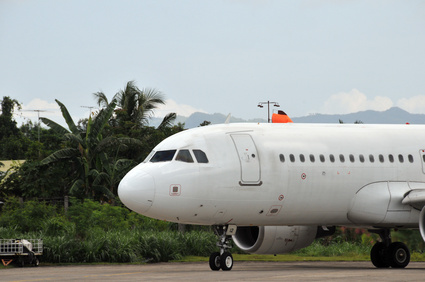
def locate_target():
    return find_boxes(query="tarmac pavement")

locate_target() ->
[1,261,425,281]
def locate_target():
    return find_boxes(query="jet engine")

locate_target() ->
[420,207,425,242]
[232,226,333,254]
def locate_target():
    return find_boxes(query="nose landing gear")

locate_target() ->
[209,225,236,271]
[369,229,410,268]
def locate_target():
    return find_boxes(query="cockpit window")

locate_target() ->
[150,150,176,162]
[143,150,155,163]
[175,149,194,163]
[193,149,209,163]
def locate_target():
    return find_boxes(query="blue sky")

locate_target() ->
[1,0,425,125]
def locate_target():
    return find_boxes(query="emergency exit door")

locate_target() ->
[231,134,262,186]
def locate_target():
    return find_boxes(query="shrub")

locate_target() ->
[43,216,75,236]
[0,197,59,233]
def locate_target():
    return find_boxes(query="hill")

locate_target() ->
[149,107,425,128]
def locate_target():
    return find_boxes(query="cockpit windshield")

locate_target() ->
[146,149,209,164]
[143,150,155,163]
[193,149,209,163]
[175,150,194,163]
[150,150,177,163]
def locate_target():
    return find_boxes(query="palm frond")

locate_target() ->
[40,117,70,135]
[69,179,85,196]
[89,99,117,143]
[90,170,110,186]
[55,99,79,134]
[64,133,84,147]
[92,184,115,199]
[94,136,143,156]
[41,148,79,165]
[134,88,165,124]
[113,159,135,178]
[157,113,177,131]
[93,91,109,107]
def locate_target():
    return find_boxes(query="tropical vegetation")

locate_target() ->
[0,81,184,201]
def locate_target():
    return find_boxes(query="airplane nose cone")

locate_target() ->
[118,169,155,214]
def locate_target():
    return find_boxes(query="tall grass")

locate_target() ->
[1,198,422,264]
[0,227,219,263]
[294,240,370,257]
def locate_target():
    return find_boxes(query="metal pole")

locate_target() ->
[267,101,270,123]
[258,101,279,123]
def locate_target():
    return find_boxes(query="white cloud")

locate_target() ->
[321,89,393,114]
[154,99,207,118]
[396,96,425,114]
[14,98,61,123]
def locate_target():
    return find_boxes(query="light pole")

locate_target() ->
[257,101,280,123]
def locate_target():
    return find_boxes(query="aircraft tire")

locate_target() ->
[220,252,233,271]
[370,242,389,268]
[387,242,410,268]
[209,252,221,271]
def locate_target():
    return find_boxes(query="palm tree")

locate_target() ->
[94,80,166,129]
[41,99,142,200]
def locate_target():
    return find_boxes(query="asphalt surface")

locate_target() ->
[1,261,425,281]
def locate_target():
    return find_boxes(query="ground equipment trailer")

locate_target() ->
[0,239,42,266]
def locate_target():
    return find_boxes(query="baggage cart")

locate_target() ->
[0,239,42,266]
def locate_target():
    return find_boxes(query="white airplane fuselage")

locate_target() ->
[118,123,425,229]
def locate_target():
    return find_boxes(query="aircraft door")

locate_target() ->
[420,149,425,174]
[231,134,262,186]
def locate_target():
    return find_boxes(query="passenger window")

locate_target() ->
[339,154,345,163]
[408,154,414,163]
[290,154,295,162]
[176,150,194,163]
[320,154,325,162]
[310,154,315,162]
[193,149,209,163]
[329,154,335,163]
[369,155,375,163]
[379,154,384,163]
[349,154,355,163]
[359,154,365,163]
[150,150,177,162]
[279,154,285,163]
[389,154,394,163]
[300,154,305,163]
[399,154,404,163]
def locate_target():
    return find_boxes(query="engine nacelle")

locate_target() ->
[232,226,320,254]
[420,207,425,242]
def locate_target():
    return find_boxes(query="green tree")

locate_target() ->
[41,99,142,200]
[93,81,182,162]
[94,80,166,130]
[20,120,64,160]
[0,96,28,159]
[0,160,70,198]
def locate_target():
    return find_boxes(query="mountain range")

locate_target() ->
[150,107,425,129]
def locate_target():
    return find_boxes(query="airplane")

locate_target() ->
[118,115,425,271]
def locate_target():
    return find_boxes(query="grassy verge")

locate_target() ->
[176,252,425,263]
[174,254,370,262]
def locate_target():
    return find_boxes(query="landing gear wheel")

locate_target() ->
[209,252,221,271]
[370,242,389,268]
[220,252,233,271]
[388,242,410,268]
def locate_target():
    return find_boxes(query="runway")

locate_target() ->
[1,261,425,281]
